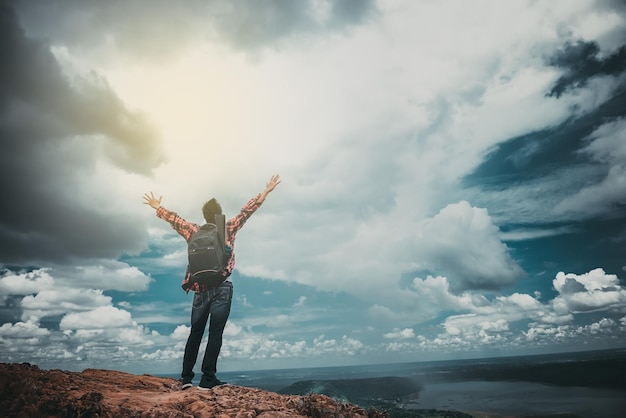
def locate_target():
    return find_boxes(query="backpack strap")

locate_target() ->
[214,214,226,246]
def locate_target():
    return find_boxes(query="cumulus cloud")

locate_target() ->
[0,268,55,295]
[170,325,191,340]
[0,265,159,369]
[415,201,526,292]
[552,268,626,313]
[54,261,153,292]
[0,320,50,340]
[383,328,415,340]
[1,264,152,295]
[60,306,133,330]
[21,288,112,322]
[393,267,626,353]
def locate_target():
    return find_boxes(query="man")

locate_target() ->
[143,174,280,390]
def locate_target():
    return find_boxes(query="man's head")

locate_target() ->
[202,198,222,223]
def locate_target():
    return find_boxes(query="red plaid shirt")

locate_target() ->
[156,194,264,293]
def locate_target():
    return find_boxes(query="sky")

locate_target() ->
[1,0,625,375]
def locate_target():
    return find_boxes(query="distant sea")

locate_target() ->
[159,348,626,418]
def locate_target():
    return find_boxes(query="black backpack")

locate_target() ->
[187,214,229,288]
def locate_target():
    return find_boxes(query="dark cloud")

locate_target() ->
[464,89,626,189]
[547,40,626,98]
[13,0,376,58]
[210,0,376,50]
[0,1,164,265]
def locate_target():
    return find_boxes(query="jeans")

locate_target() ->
[181,281,233,384]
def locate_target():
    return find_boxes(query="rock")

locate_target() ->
[0,363,388,417]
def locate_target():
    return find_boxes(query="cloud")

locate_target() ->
[0,265,160,369]
[547,40,626,97]
[524,317,622,345]
[0,320,50,340]
[553,118,626,217]
[377,265,626,356]
[21,288,112,322]
[292,296,307,308]
[170,325,191,341]
[401,267,626,352]
[552,268,626,313]
[1,263,152,295]
[0,2,165,265]
[0,268,55,295]
[383,328,415,340]
[415,201,526,292]
[54,261,153,292]
[14,0,376,60]
[59,306,133,330]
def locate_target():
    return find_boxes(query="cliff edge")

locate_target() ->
[0,363,387,417]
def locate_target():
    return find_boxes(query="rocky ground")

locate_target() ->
[0,363,387,417]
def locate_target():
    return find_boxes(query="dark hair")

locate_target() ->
[202,198,222,223]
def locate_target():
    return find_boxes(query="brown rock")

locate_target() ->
[0,363,388,417]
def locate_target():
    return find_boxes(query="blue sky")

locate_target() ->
[1,0,625,375]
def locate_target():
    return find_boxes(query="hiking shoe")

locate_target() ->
[179,378,193,390]
[198,378,226,390]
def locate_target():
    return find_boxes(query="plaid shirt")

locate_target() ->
[156,194,264,293]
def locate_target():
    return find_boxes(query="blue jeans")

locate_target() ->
[181,281,233,384]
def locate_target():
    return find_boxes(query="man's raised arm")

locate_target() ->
[257,174,281,204]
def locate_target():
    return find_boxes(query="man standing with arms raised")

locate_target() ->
[143,174,280,390]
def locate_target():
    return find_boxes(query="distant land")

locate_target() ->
[269,348,626,418]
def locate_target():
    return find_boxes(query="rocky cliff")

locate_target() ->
[0,363,387,417]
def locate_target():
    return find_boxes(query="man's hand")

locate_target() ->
[258,174,280,203]
[265,174,281,193]
[143,192,162,210]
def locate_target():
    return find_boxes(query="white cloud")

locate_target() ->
[0,320,50,340]
[415,201,526,292]
[524,317,620,345]
[383,328,415,340]
[0,269,55,295]
[267,314,293,329]
[223,321,243,338]
[60,306,133,330]
[0,263,152,297]
[21,288,112,322]
[0,265,160,369]
[170,324,190,340]
[292,296,307,308]
[552,268,626,313]
[499,226,578,242]
[56,261,153,292]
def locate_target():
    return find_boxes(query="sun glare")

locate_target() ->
[107,50,251,157]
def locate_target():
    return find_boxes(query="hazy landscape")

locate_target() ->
[203,348,626,418]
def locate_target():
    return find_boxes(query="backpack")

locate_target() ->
[187,214,229,288]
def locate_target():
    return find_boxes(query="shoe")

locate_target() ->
[198,378,226,390]
[179,378,193,390]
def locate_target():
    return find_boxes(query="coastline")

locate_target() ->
[211,348,626,418]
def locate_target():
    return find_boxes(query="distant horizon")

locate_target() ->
[10,345,626,377]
